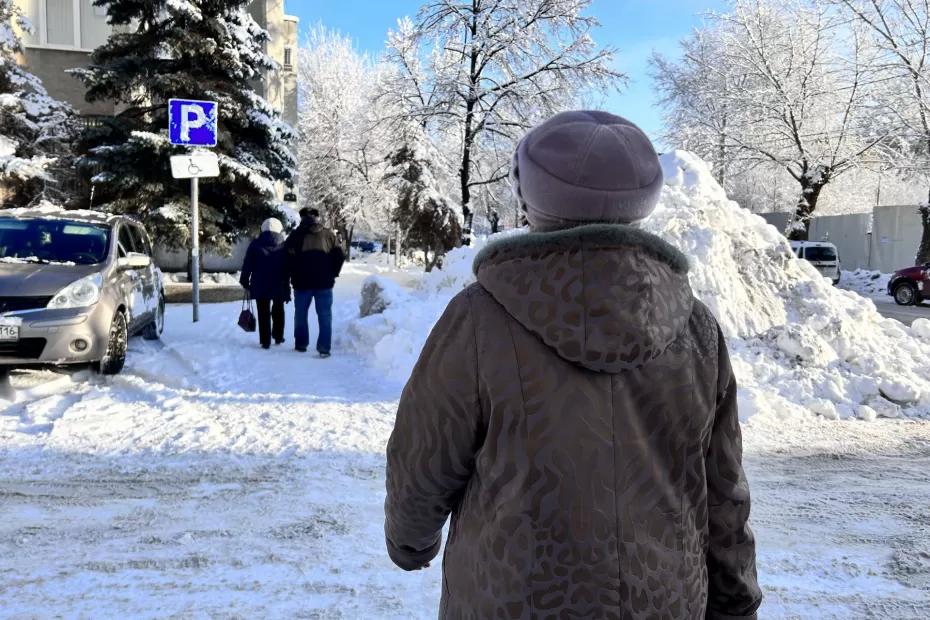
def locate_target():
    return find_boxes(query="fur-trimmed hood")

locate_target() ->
[473,224,694,373]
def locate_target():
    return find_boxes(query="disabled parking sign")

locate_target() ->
[168,99,218,147]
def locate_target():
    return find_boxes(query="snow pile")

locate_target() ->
[913,318,930,341]
[343,228,529,379]
[349,150,930,420]
[358,276,412,317]
[840,269,890,300]
[646,151,930,419]
[346,280,465,380]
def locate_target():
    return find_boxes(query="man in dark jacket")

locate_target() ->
[284,208,345,357]
[385,111,762,619]
[240,218,290,349]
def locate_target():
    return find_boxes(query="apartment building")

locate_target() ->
[13,0,299,128]
[249,0,299,129]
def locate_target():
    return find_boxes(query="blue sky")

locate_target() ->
[287,0,728,145]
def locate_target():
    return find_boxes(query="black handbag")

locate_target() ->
[238,294,257,333]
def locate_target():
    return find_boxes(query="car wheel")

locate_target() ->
[893,282,917,306]
[95,311,128,375]
[143,294,165,341]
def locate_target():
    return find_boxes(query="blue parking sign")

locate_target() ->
[168,99,218,147]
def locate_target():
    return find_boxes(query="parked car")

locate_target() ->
[888,262,930,306]
[791,241,841,285]
[351,240,377,253]
[0,209,165,375]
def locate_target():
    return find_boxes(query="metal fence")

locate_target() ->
[760,206,923,273]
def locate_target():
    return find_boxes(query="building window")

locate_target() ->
[284,47,293,70]
[20,0,109,50]
[46,0,76,46]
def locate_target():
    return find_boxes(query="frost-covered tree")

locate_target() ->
[837,0,930,264]
[383,126,461,272]
[652,28,745,188]
[297,26,391,251]
[381,1,622,237]
[0,0,76,208]
[72,0,295,250]
[657,0,886,239]
[720,0,887,238]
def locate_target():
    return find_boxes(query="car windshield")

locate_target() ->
[804,246,837,262]
[0,218,111,265]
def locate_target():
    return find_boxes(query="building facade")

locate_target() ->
[248,0,299,129]
[13,0,299,128]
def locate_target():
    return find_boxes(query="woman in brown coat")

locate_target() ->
[385,111,762,620]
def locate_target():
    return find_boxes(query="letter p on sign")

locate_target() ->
[169,99,218,147]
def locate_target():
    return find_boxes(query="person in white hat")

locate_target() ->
[240,217,291,349]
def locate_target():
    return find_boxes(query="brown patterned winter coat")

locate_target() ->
[385,225,762,620]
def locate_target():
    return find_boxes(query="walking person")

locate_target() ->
[240,218,291,349]
[384,111,762,619]
[285,208,345,358]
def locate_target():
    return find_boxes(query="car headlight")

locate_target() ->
[47,273,103,309]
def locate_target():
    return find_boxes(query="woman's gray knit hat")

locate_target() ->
[511,111,664,231]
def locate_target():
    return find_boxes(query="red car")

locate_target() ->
[888,262,930,306]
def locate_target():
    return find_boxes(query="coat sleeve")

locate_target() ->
[384,290,482,571]
[706,328,763,620]
[239,242,254,290]
[329,235,345,278]
[283,232,299,281]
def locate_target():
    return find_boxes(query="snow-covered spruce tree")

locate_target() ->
[383,128,461,272]
[0,0,76,208]
[381,1,621,238]
[838,0,930,264]
[72,0,295,251]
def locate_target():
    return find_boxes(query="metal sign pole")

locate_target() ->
[191,176,200,323]
[168,98,218,324]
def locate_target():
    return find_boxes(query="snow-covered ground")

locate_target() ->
[0,262,929,618]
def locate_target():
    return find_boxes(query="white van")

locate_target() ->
[790,241,841,285]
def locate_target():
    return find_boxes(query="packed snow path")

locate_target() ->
[0,265,928,618]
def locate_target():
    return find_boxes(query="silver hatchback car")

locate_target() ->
[0,208,165,375]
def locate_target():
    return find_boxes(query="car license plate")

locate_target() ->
[0,325,19,341]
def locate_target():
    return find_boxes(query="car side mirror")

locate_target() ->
[117,252,152,270]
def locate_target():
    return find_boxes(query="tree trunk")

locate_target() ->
[344,226,354,263]
[789,179,827,241]
[423,248,431,272]
[716,109,727,187]
[917,200,930,266]
[458,7,481,242]
[460,110,477,242]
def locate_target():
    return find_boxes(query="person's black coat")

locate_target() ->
[284,217,345,290]
[240,231,291,302]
